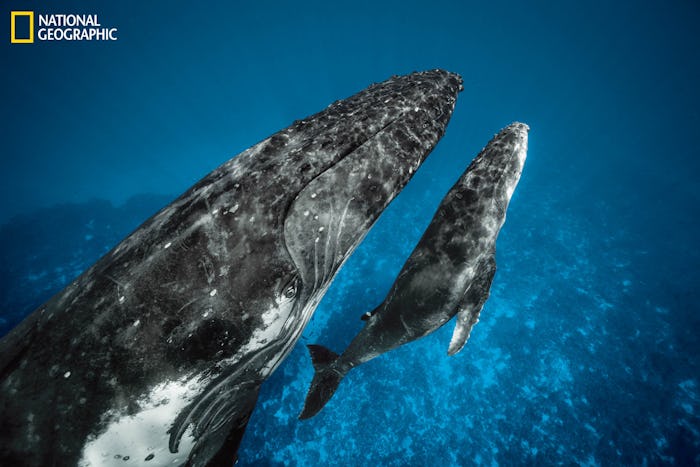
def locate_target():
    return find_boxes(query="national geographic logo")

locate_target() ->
[10,11,33,43]
[10,11,118,43]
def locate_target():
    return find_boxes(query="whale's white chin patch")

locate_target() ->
[79,377,199,467]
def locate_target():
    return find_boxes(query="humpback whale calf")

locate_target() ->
[0,70,463,466]
[299,122,529,420]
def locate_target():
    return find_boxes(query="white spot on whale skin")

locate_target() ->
[209,289,217,297]
[227,203,240,215]
[303,210,310,217]
[163,242,172,249]
[64,371,71,378]
[118,296,125,304]
[133,320,140,327]
[79,378,199,467]
[310,192,317,199]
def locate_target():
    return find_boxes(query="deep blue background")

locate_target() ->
[2,1,699,465]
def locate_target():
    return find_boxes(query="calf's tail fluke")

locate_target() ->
[299,344,344,420]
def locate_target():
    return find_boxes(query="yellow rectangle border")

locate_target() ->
[11,11,34,44]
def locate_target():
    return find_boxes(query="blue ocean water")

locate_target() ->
[2,1,699,465]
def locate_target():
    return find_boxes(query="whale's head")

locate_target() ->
[104,71,462,383]
[281,70,463,324]
[468,121,529,205]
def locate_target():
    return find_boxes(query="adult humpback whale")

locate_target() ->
[0,70,463,466]
[299,122,529,420]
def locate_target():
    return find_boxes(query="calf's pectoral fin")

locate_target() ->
[447,256,496,356]
[448,303,484,356]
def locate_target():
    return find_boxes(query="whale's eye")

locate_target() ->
[284,284,296,299]
[282,276,300,300]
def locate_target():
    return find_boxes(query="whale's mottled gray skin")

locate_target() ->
[0,70,463,466]
[299,122,528,420]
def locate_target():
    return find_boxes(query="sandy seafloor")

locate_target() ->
[0,164,697,465]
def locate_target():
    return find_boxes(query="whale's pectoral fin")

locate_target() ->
[170,376,261,466]
[200,402,256,467]
[299,345,344,420]
[448,255,496,356]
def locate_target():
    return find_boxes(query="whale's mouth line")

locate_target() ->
[282,113,404,293]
